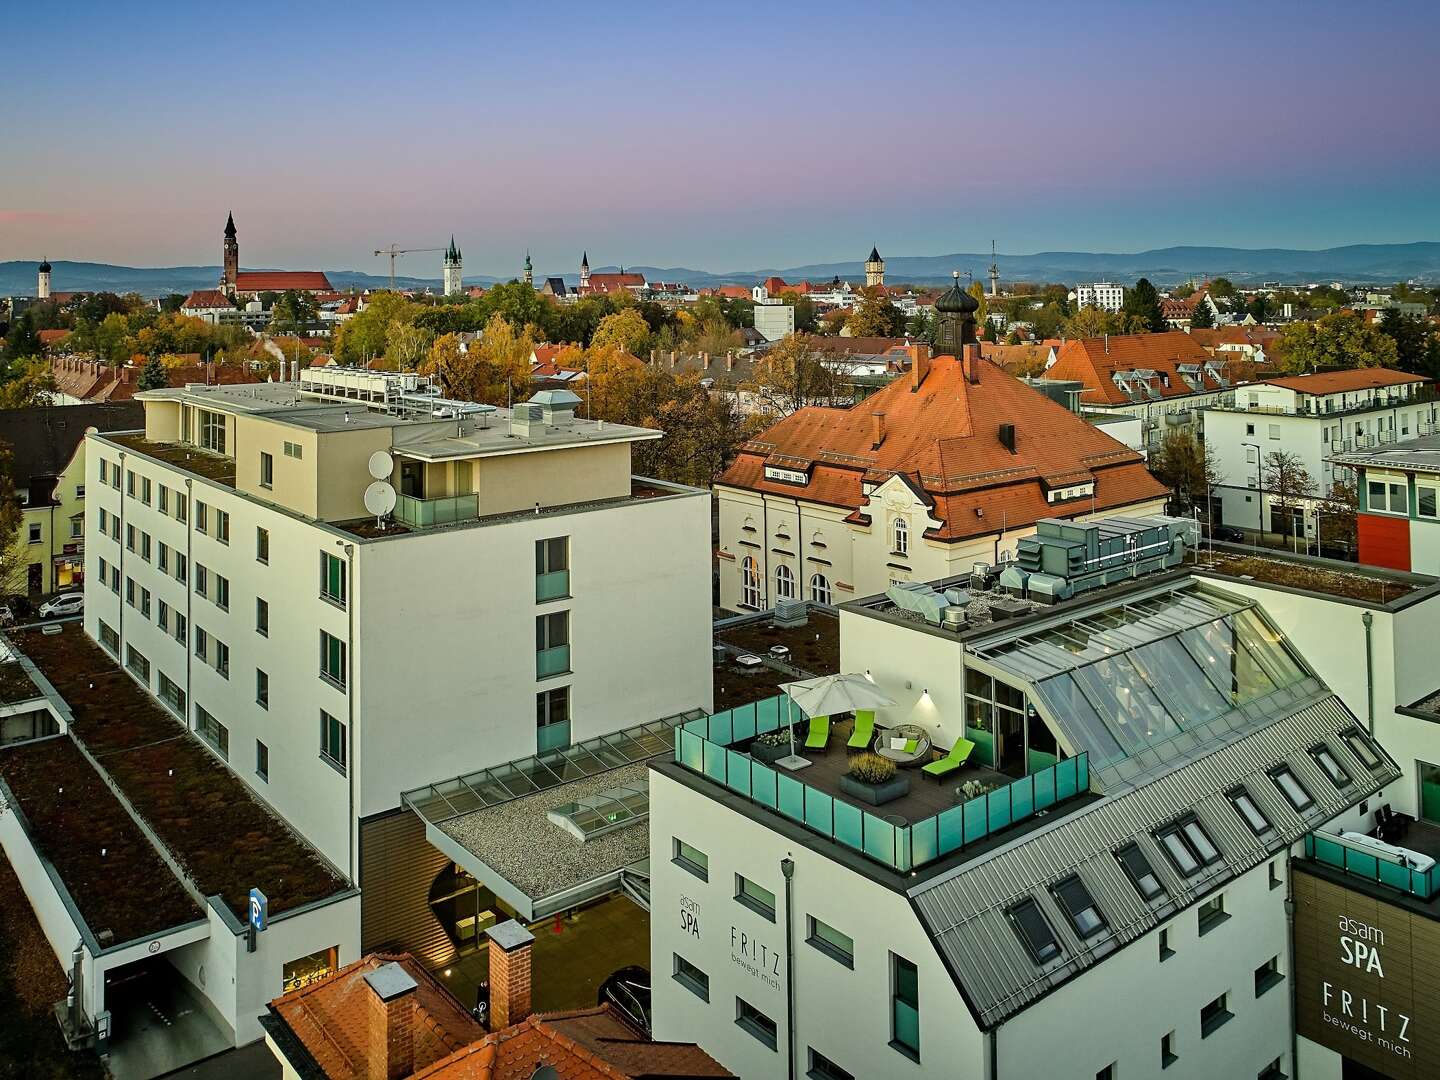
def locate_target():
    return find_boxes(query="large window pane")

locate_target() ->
[1130,638,1228,728]
[1033,675,1123,761]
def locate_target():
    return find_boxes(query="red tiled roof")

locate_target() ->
[714,286,750,299]
[1046,332,1223,405]
[37,329,71,346]
[182,289,232,310]
[719,349,1167,542]
[1187,326,1278,349]
[234,270,334,292]
[581,273,644,296]
[1254,368,1426,394]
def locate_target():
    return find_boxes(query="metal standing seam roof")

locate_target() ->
[909,694,1397,1029]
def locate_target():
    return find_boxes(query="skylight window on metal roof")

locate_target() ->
[1052,876,1107,939]
[1009,898,1062,964]
[1342,728,1383,770]
[1227,787,1272,836]
[546,784,650,842]
[1309,745,1352,789]
[1156,815,1221,878]
[1270,766,1314,812]
[1115,843,1166,901]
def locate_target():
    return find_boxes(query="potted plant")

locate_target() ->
[839,753,911,806]
[750,729,791,764]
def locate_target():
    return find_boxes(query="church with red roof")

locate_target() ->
[219,211,333,298]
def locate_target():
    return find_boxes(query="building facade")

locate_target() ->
[1074,282,1125,312]
[865,246,885,288]
[1335,435,1440,573]
[443,236,463,296]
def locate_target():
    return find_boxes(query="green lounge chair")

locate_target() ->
[848,710,876,752]
[923,738,976,782]
[803,715,831,751]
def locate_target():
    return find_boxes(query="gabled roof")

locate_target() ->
[0,403,144,488]
[1046,332,1226,405]
[234,270,334,292]
[1253,368,1426,395]
[182,289,233,310]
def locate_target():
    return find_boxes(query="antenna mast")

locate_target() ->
[988,240,1000,298]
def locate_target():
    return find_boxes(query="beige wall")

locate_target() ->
[474,442,631,517]
[145,400,182,443]
[315,428,396,522]
[233,416,322,517]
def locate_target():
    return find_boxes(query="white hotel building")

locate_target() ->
[83,369,712,956]
[649,519,1440,1080]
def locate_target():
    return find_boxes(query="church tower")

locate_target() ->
[443,236,463,296]
[222,212,239,294]
[865,246,885,288]
[37,258,52,300]
[932,271,979,357]
[523,251,533,287]
[579,251,590,290]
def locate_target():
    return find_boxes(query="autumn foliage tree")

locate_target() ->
[1274,312,1399,373]
[741,333,844,417]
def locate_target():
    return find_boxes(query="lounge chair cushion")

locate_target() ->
[922,738,976,777]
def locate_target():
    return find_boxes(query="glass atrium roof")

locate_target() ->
[546,783,650,842]
[402,708,704,824]
[973,585,1311,765]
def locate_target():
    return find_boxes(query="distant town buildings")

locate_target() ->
[442,236,463,296]
[36,257,51,300]
[219,212,334,298]
[865,245,885,287]
[1074,281,1125,312]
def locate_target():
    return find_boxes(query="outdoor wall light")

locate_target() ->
[905,680,912,689]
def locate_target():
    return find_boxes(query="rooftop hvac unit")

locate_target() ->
[998,564,1030,597]
[885,582,948,625]
[941,606,967,631]
[510,403,544,437]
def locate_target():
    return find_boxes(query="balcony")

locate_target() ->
[536,570,570,603]
[536,644,570,679]
[674,694,1090,873]
[394,492,479,529]
[1305,827,1440,901]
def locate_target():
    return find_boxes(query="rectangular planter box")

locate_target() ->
[839,772,911,806]
[751,740,791,764]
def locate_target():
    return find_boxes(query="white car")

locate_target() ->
[37,593,84,619]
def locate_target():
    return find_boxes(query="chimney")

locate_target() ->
[725,350,735,373]
[909,343,931,392]
[998,422,1016,453]
[871,412,886,449]
[117,365,129,383]
[649,348,657,364]
[965,342,981,384]
[363,962,417,1080]
[670,350,678,369]
[486,921,535,1030]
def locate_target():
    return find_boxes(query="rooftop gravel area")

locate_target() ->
[0,661,39,705]
[0,737,202,943]
[1189,549,1422,604]
[12,624,346,920]
[107,433,237,486]
[439,761,652,903]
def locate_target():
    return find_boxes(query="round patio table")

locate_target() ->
[875,724,931,766]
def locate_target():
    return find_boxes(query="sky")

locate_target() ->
[3,0,1440,279]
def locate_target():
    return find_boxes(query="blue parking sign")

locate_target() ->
[249,888,268,932]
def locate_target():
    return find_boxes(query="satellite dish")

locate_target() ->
[368,450,394,481]
[364,481,397,518]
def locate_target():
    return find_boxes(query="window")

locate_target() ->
[157,541,169,573]
[158,672,185,717]
[256,526,270,564]
[1161,1030,1177,1068]
[98,456,107,483]
[127,523,136,551]
[809,573,831,605]
[174,611,187,644]
[320,631,347,689]
[1268,423,1280,440]
[1009,898,1061,964]
[158,485,168,513]
[672,954,708,1002]
[807,916,854,967]
[215,639,229,678]
[214,574,230,611]
[125,645,151,685]
[1097,1067,1114,1080]
[774,564,795,602]
[256,597,269,636]
[672,838,708,881]
[535,537,569,601]
[110,565,120,591]
[69,517,83,539]
[536,686,570,751]
[1246,422,1255,436]
[320,710,347,773]
[536,611,569,678]
[1200,992,1232,1037]
[1418,484,1439,519]
[140,532,151,561]
[891,517,909,556]
[740,555,761,609]
[194,626,209,662]
[1156,816,1221,877]
[1270,765,1313,811]
[215,509,229,544]
[195,563,208,598]
[1052,875,1106,939]
[98,620,119,654]
[1309,744,1351,788]
[126,469,136,497]
[175,552,188,584]
[808,1048,854,1080]
[256,669,269,709]
[26,522,40,544]
[735,875,776,921]
[890,953,919,1060]
[195,501,207,534]
[735,997,777,1051]
[98,508,107,535]
[1159,926,1174,962]
[175,492,188,523]
[1198,894,1228,936]
[140,587,151,619]
[1228,787,1272,835]
[1367,478,1407,515]
[110,513,119,540]
[1342,728,1382,770]
[141,477,152,504]
[259,451,274,489]
[1270,860,1282,890]
[126,577,137,606]
[256,740,269,782]
[198,408,226,453]
[283,440,303,459]
[75,484,85,500]
[196,705,229,758]
[320,551,347,607]
[1255,955,1283,997]
[111,461,121,488]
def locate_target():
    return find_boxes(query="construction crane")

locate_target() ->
[373,244,443,290]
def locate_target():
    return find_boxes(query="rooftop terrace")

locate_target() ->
[10,624,346,920]
[108,432,236,487]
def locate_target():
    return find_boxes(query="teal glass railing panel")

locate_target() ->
[535,570,569,602]
[537,720,571,753]
[938,806,964,852]
[893,1003,919,1057]
[1055,758,1078,802]
[536,645,570,679]
[862,813,897,867]
[911,816,938,865]
[395,492,479,528]
[1011,779,1034,822]
[1304,832,1439,900]
[678,730,704,771]
[987,787,1013,832]
[1076,753,1089,792]
[710,710,734,746]
[834,801,864,851]
[752,762,778,808]
[726,750,752,798]
[703,739,727,784]
[1034,769,1057,810]
[963,799,987,844]
[804,787,832,833]
[778,773,806,823]
[732,706,758,743]
[1378,859,1411,892]
[756,696,781,733]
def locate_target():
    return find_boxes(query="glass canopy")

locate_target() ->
[973,586,1309,765]
[546,784,650,842]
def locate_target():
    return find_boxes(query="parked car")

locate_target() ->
[1209,525,1245,543]
[598,965,651,1033]
[37,593,84,619]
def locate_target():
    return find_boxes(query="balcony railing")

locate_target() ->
[394,492,479,529]
[674,694,1089,873]
[536,570,570,603]
[537,719,572,753]
[536,644,570,679]
[1305,831,1438,901]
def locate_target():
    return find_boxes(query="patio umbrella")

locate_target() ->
[774,673,897,771]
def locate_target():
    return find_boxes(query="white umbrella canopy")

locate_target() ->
[782,673,896,718]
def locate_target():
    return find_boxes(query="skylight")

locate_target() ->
[1227,787,1272,836]
[1116,843,1166,901]
[1342,729,1382,770]
[1052,876,1106,939]
[1009,898,1062,965]
[1156,815,1221,877]
[1309,745,1352,789]
[546,784,650,843]
[1271,766,1314,812]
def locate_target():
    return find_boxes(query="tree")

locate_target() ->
[1061,305,1128,338]
[1377,309,1440,379]
[0,441,28,598]
[1148,431,1223,515]
[421,316,532,406]
[967,281,989,327]
[0,361,55,409]
[332,292,419,366]
[1123,278,1166,333]
[590,309,651,356]
[1263,449,1315,550]
[1208,277,1237,300]
[1187,299,1215,329]
[741,333,842,417]
[1274,311,1399,373]
[385,320,434,371]
[269,290,317,334]
[137,355,168,390]
[1,311,41,361]
[1244,294,1270,323]
[1317,476,1358,556]
[846,287,906,337]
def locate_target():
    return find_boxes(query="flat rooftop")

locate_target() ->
[108,433,236,486]
[1334,433,1440,475]
[11,624,347,920]
[1188,546,1431,606]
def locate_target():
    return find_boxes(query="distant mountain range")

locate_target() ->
[5,242,1439,299]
